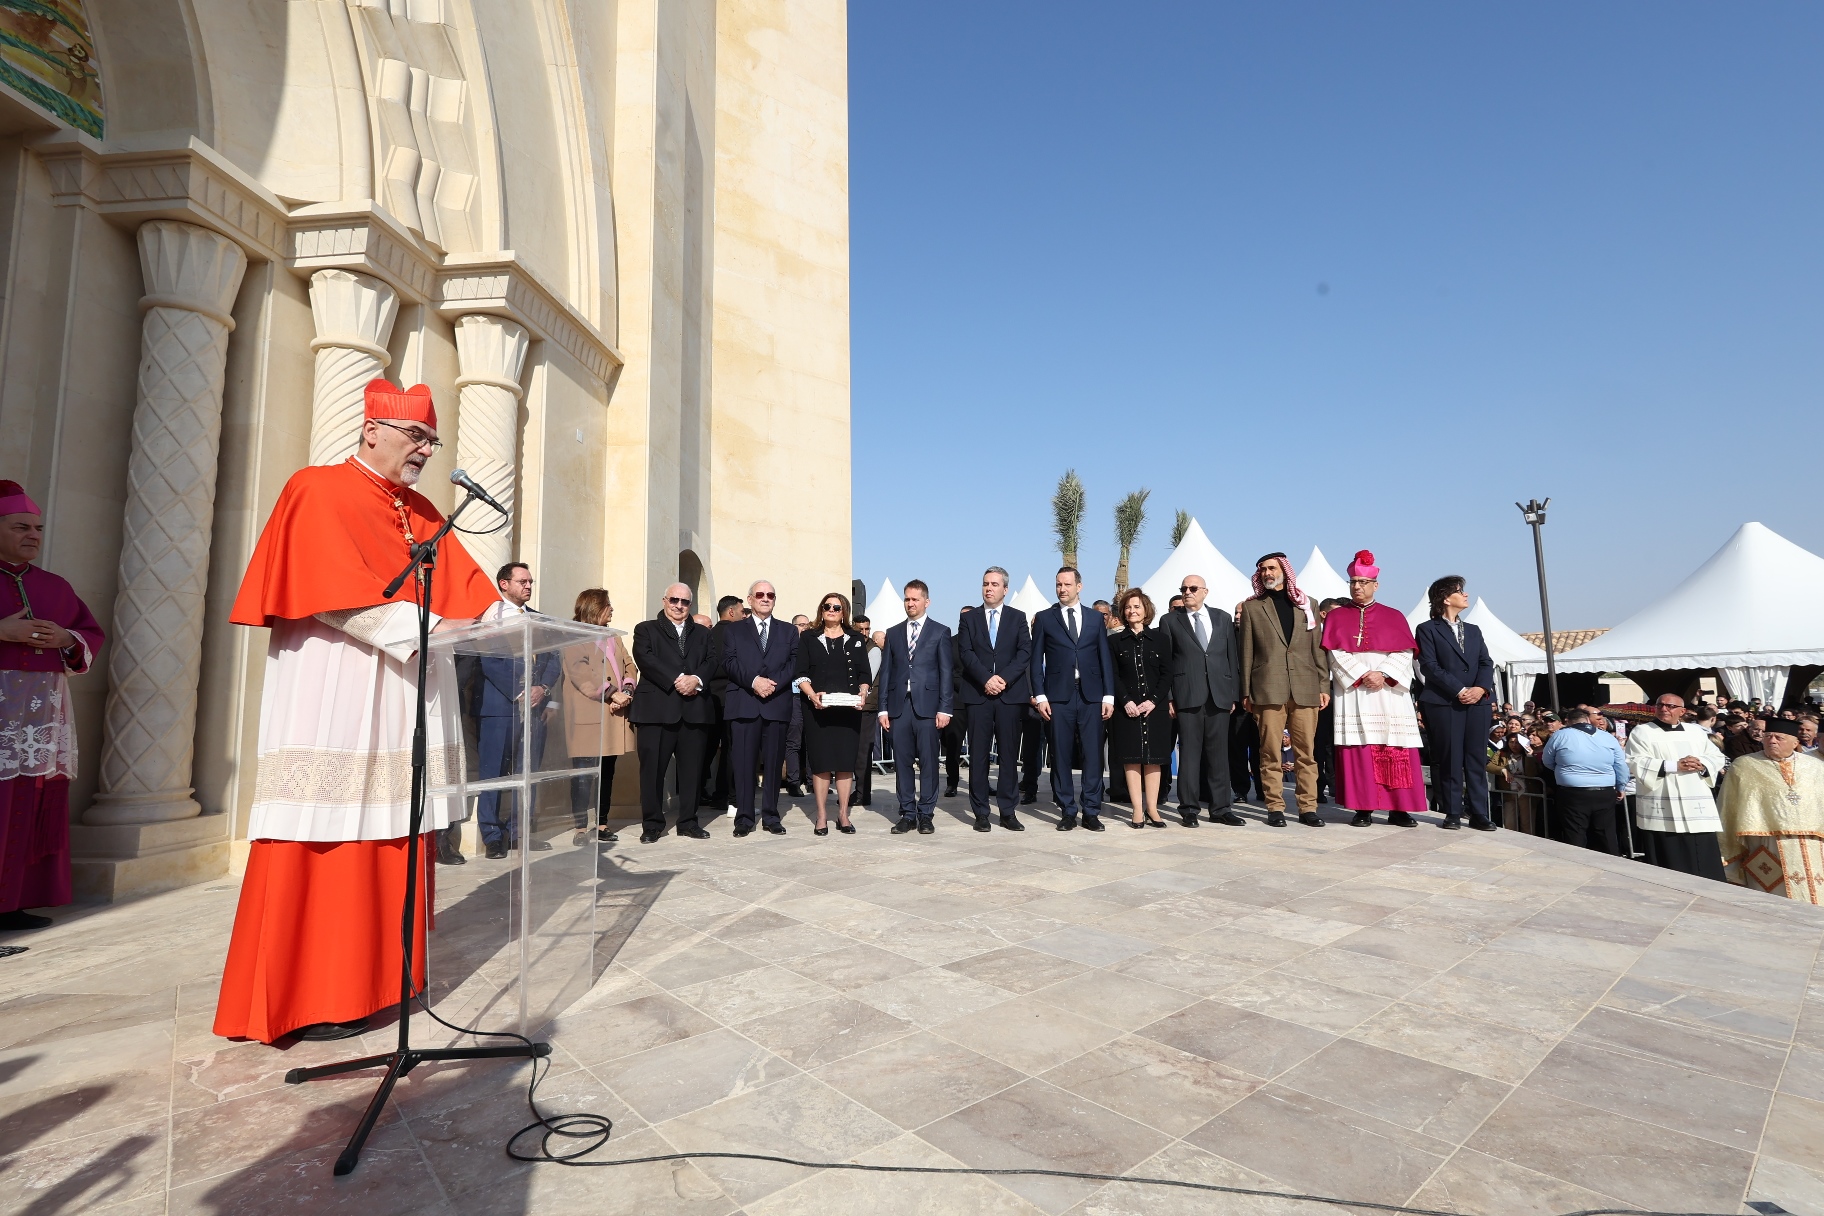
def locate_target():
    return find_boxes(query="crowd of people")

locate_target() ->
[3,378,1820,1044]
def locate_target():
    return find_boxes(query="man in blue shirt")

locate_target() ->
[1539,707,1631,854]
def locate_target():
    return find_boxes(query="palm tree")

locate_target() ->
[1172,509,1191,548]
[1113,488,1150,595]
[1051,470,1085,569]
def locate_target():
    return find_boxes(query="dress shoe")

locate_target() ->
[974,816,993,832]
[437,838,467,865]
[678,826,711,839]
[1020,793,1037,805]
[1127,817,1146,829]
[999,815,1024,831]
[836,821,856,834]
[782,782,806,798]
[1179,811,1200,827]
[763,823,786,835]
[0,910,51,931]
[1055,815,1077,831]
[1081,816,1105,832]
[529,839,553,851]
[944,785,959,798]
[485,841,507,859]
[1350,811,1374,827]
[1146,816,1169,828]
[917,819,935,835]
[295,1017,369,1041]
[1388,811,1416,827]
[732,824,754,838]
[1440,816,1462,830]
[1298,812,1325,827]
[639,830,664,843]
[1266,810,1287,827]
[573,828,591,846]
[814,825,830,837]
[1468,818,1498,832]
[1210,810,1246,827]
[891,817,918,834]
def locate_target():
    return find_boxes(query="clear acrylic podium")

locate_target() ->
[425,612,611,1036]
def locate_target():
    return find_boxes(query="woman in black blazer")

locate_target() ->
[1414,575,1498,830]
[1109,588,1175,827]
[793,591,871,835]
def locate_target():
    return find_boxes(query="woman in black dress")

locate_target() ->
[793,591,871,835]
[1109,588,1175,828]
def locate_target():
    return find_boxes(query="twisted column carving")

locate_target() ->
[453,315,530,577]
[90,221,248,826]
[307,269,399,466]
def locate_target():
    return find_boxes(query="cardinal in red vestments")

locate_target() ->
[0,481,106,933]
[213,381,498,1043]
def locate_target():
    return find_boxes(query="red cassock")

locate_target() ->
[213,459,497,1043]
[0,562,106,915]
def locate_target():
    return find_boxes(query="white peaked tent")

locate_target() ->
[1510,522,1824,706]
[1407,595,1429,632]
[1140,519,1253,614]
[1298,547,1349,605]
[864,578,906,632]
[1465,597,1547,706]
[1010,575,1051,618]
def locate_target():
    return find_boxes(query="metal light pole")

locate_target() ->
[1517,499,1560,713]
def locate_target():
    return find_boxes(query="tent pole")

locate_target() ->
[1517,499,1561,714]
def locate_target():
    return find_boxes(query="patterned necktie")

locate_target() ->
[675,621,687,655]
[1454,620,1465,651]
[760,618,769,651]
[908,619,921,664]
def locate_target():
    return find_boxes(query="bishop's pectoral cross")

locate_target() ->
[1354,606,1368,648]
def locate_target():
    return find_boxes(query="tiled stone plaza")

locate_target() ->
[4,792,1823,1216]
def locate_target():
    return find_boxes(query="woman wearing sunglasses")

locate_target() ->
[792,592,871,834]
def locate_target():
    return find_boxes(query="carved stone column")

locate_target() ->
[89,221,248,826]
[453,314,530,577]
[307,269,399,466]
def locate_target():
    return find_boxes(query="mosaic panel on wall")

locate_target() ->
[0,0,102,138]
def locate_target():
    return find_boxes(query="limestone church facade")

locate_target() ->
[0,0,851,896]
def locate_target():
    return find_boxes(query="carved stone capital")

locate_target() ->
[454,313,529,397]
[288,202,439,304]
[308,270,400,466]
[439,255,621,385]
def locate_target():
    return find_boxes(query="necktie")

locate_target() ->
[1193,610,1208,648]
[908,619,921,664]
[1454,620,1465,650]
[988,609,998,647]
[675,621,687,655]
[760,618,769,651]
[1068,607,1078,640]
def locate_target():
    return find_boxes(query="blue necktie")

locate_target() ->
[988,609,998,647]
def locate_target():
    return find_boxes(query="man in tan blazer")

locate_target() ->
[1238,552,1330,827]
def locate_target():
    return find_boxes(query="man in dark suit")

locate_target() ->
[699,595,746,813]
[875,579,953,834]
[942,607,973,796]
[629,583,718,843]
[475,562,561,858]
[721,580,800,836]
[850,613,878,808]
[1415,574,1498,831]
[1029,566,1115,831]
[1158,573,1245,828]
[956,566,1032,832]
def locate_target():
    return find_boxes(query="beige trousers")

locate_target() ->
[1254,702,1319,813]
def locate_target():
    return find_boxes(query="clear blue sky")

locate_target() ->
[847,2,1822,631]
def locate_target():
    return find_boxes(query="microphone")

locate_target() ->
[449,468,509,515]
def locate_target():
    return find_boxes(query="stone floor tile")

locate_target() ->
[0,1021,174,1152]
[1137,1001,1333,1080]
[1348,1001,1557,1085]
[1465,1085,1754,1212]
[1401,969,1598,1037]
[839,919,1008,967]
[1,1116,168,1214]
[849,968,1013,1027]
[1214,971,1391,1035]
[672,965,835,1025]
[591,1025,797,1124]
[917,1077,1172,1213]
[1029,967,1197,1030]
[634,938,769,991]
[411,1065,636,1198]
[1566,1005,1788,1089]
[944,945,1091,995]
[655,1071,904,1206]
[1749,1154,1824,1216]
[556,990,719,1066]
[811,1029,1024,1129]
[781,942,924,992]
[1174,928,1319,968]
[1269,946,1436,1000]
[0,990,175,1052]
[1227,909,1363,948]
[1482,924,1645,972]
[744,1132,1048,1216]
[1781,1045,1824,1104]
[1526,1037,1773,1150]
[1023,927,1159,969]
[167,1117,434,1214]
[1069,1138,1351,1216]
[1185,1084,1448,1206]
[931,995,1121,1074]
[1277,894,1397,927]
[1599,974,1798,1044]
[1107,945,1264,998]
[1275,1037,1511,1144]
[736,994,914,1069]
[450,1125,734,1216]
[1407,1146,1626,1216]
[1760,1091,1824,1174]
[952,908,1074,945]
[167,1069,411,1190]
[1041,1033,1261,1137]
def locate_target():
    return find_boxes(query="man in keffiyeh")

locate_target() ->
[1319,551,1426,827]
[1237,552,1329,827]
[0,479,106,933]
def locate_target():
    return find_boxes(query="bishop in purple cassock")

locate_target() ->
[1320,551,1427,826]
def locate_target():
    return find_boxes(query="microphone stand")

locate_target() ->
[284,488,549,1176]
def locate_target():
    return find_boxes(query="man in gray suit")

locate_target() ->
[1159,574,1245,828]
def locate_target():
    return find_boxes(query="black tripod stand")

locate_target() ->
[284,489,549,1176]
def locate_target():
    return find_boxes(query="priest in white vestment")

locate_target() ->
[1719,718,1824,905]
[1319,551,1426,827]
[1624,693,1728,881]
